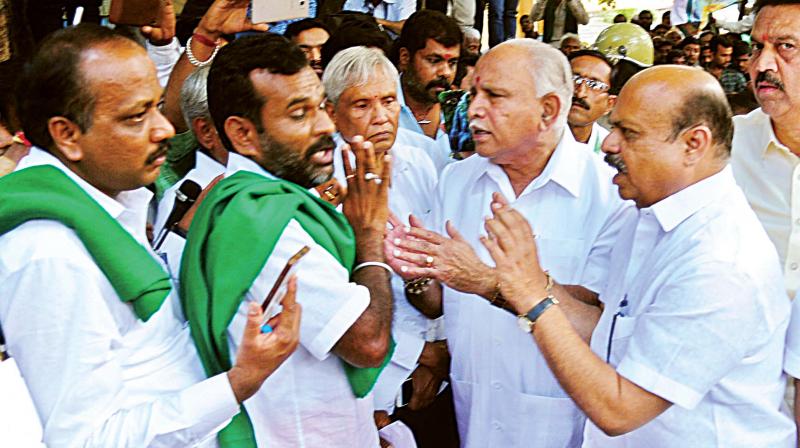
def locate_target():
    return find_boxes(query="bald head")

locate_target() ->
[621,65,733,157]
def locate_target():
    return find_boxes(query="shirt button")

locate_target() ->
[492,381,502,390]
[795,218,800,226]
[492,421,502,430]
[792,263,799,270]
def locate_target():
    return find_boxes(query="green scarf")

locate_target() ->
[180,170,394,447]
[0,165,170,321]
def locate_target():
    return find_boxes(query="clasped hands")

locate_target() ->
[385,192,551,315]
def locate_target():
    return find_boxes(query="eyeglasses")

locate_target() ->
[572,74,610,92]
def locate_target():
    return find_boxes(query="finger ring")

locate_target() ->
[323,190,336,200]
[364,172,379,182]
[345,174,356,180]
[425,255,434,267]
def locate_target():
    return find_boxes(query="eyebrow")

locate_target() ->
[286,87,325,110]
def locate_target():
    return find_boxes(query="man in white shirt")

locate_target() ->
[0,24,300,447]
[395,10,462,172]
[730,0,800,430]
[387,39,630,447]
[480,65,795,447]
[567,49,614,155]
[342,0,416,35]
[190,33,395,447]
[323,46,455,445]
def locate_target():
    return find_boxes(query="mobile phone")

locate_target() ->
[259,246,310,333]
[109,0,160,27]
[251,0,309,24]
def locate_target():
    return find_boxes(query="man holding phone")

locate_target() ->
[181,34,396,447]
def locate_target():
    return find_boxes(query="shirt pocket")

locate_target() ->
[535,237,585,285]
[606,314,638,365]
[517,392,585,447]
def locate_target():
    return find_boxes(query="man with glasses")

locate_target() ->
[567,49,616,154]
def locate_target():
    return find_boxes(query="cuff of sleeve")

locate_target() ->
[307,284,371,361]
[785,346,800,378]
[391,329,425,370]
[178,373,240,438]
[145,36,181,53]
[617,356,703,410]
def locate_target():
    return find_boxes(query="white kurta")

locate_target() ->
[0,148,239,447]
[585,167,795,447]
[223,153,379,447]
[436,131,631,447]
[333,134,439,413]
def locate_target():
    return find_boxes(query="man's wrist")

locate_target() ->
[227,366,262,404]
[194,25,222,43]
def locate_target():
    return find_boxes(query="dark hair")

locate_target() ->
[755,0,800,13]
[610,60,643,95]
[395,10,462,61]
[520,14,530,20]
[284,18,331,40]
[733,40,751,57]
[207,34,308,152]
[654,39,674,50]
[662,11,671,19]
[17,24,133,151]
[569,49,614,88]
[670,89,733,156]
[710,34,733,53]
[666,49,686,64]
[321,19,393,68]
[613,13,627,23]
[679,36,699,49]
[639,9,653,18]
[699,30,715,40]
[652,24,670,34]
[454,51,479,87]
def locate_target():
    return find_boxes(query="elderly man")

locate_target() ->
[394,10,462,172]
[729,0,800,430]
[180,33,395,447]
[323,45,457,445]
[481,65,795,447]
[567,49,615,153]
[387,39,629,447]
[559,32,582,56]
[0,23,301,446]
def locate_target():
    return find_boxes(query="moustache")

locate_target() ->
[305,135,335,160]
[426,77,451,91]
[145,142,170,164]
[756,71,785,91]
[604,153,627,174]
[310,59,323,70]
[571,97,590,110]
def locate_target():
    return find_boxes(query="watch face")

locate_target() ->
[517,316,533,333]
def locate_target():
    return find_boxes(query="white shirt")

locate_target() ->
[396,77,454,172]
[342,0,415,22]
[223,153,379,448]
[154,151,225,238]
[573,122,609,155]
[437,131,631,447]
[333,134,439,412]
[0,148,239,447]
[584,167,795,448]
[731,108,800,298]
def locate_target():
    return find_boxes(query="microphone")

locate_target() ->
[153,180,202,250]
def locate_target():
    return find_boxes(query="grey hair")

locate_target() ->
[322,46,399,106]
[559,32,581,46]
[498,39,574,130]
[463,27,480,41]
[180,65,211,129]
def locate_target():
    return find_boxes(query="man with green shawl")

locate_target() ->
[0,23,301,446]
[181,34,396,447]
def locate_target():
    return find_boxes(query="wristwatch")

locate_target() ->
[517,295,559,333]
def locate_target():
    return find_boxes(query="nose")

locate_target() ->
[311,47,322,63]
[753,46,778,75]
[439,61,455,79]
[373,103,390,125]
[315,104,336,136]
[574,80,589,97]
[601,128,620,155]
[467,92,486,120]
[151,108,175,142]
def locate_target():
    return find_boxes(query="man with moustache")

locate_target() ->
[729,0,800,429]
[479,65,795,447]
[679,36,701,67]
[567,49,615,153]
[181,34,395,447]
[385,39,630,447]
[285,18,330,78]
[0,24,301,446]
[394,9,462,172]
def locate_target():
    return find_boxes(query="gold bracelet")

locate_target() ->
[404,277,432,295]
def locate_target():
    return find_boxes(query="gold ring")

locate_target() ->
[425,255,434,267]
[345,174,356,180]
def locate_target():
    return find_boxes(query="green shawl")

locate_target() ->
[180,171,393,447]
[0,165,170,321]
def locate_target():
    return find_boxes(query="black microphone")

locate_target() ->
[153,180,202,250]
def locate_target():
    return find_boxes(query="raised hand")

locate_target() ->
[197,0,270,41]
[140,0,176,45]
[480,193,549,315]
[341,136,391,242]
[228,276,302,403]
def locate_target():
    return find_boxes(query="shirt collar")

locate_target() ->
[648,165,736,233]
[225,152,277,180]
[752,108,794,158]
[17,147,151,220]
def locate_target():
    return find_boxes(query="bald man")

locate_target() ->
[477,66,795,446]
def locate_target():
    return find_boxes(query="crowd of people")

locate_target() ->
[2,0,800,447]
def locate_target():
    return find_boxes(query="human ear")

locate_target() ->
[47,116,84,162]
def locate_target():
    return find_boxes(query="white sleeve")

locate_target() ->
[581,199,634,295]
[784,293,800,378]
[237,219,371,361]
[0,258,239,448]
[372,329,425,412]
[396,0,416,21]
[146,37,182,88]
[616,263,764,410]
